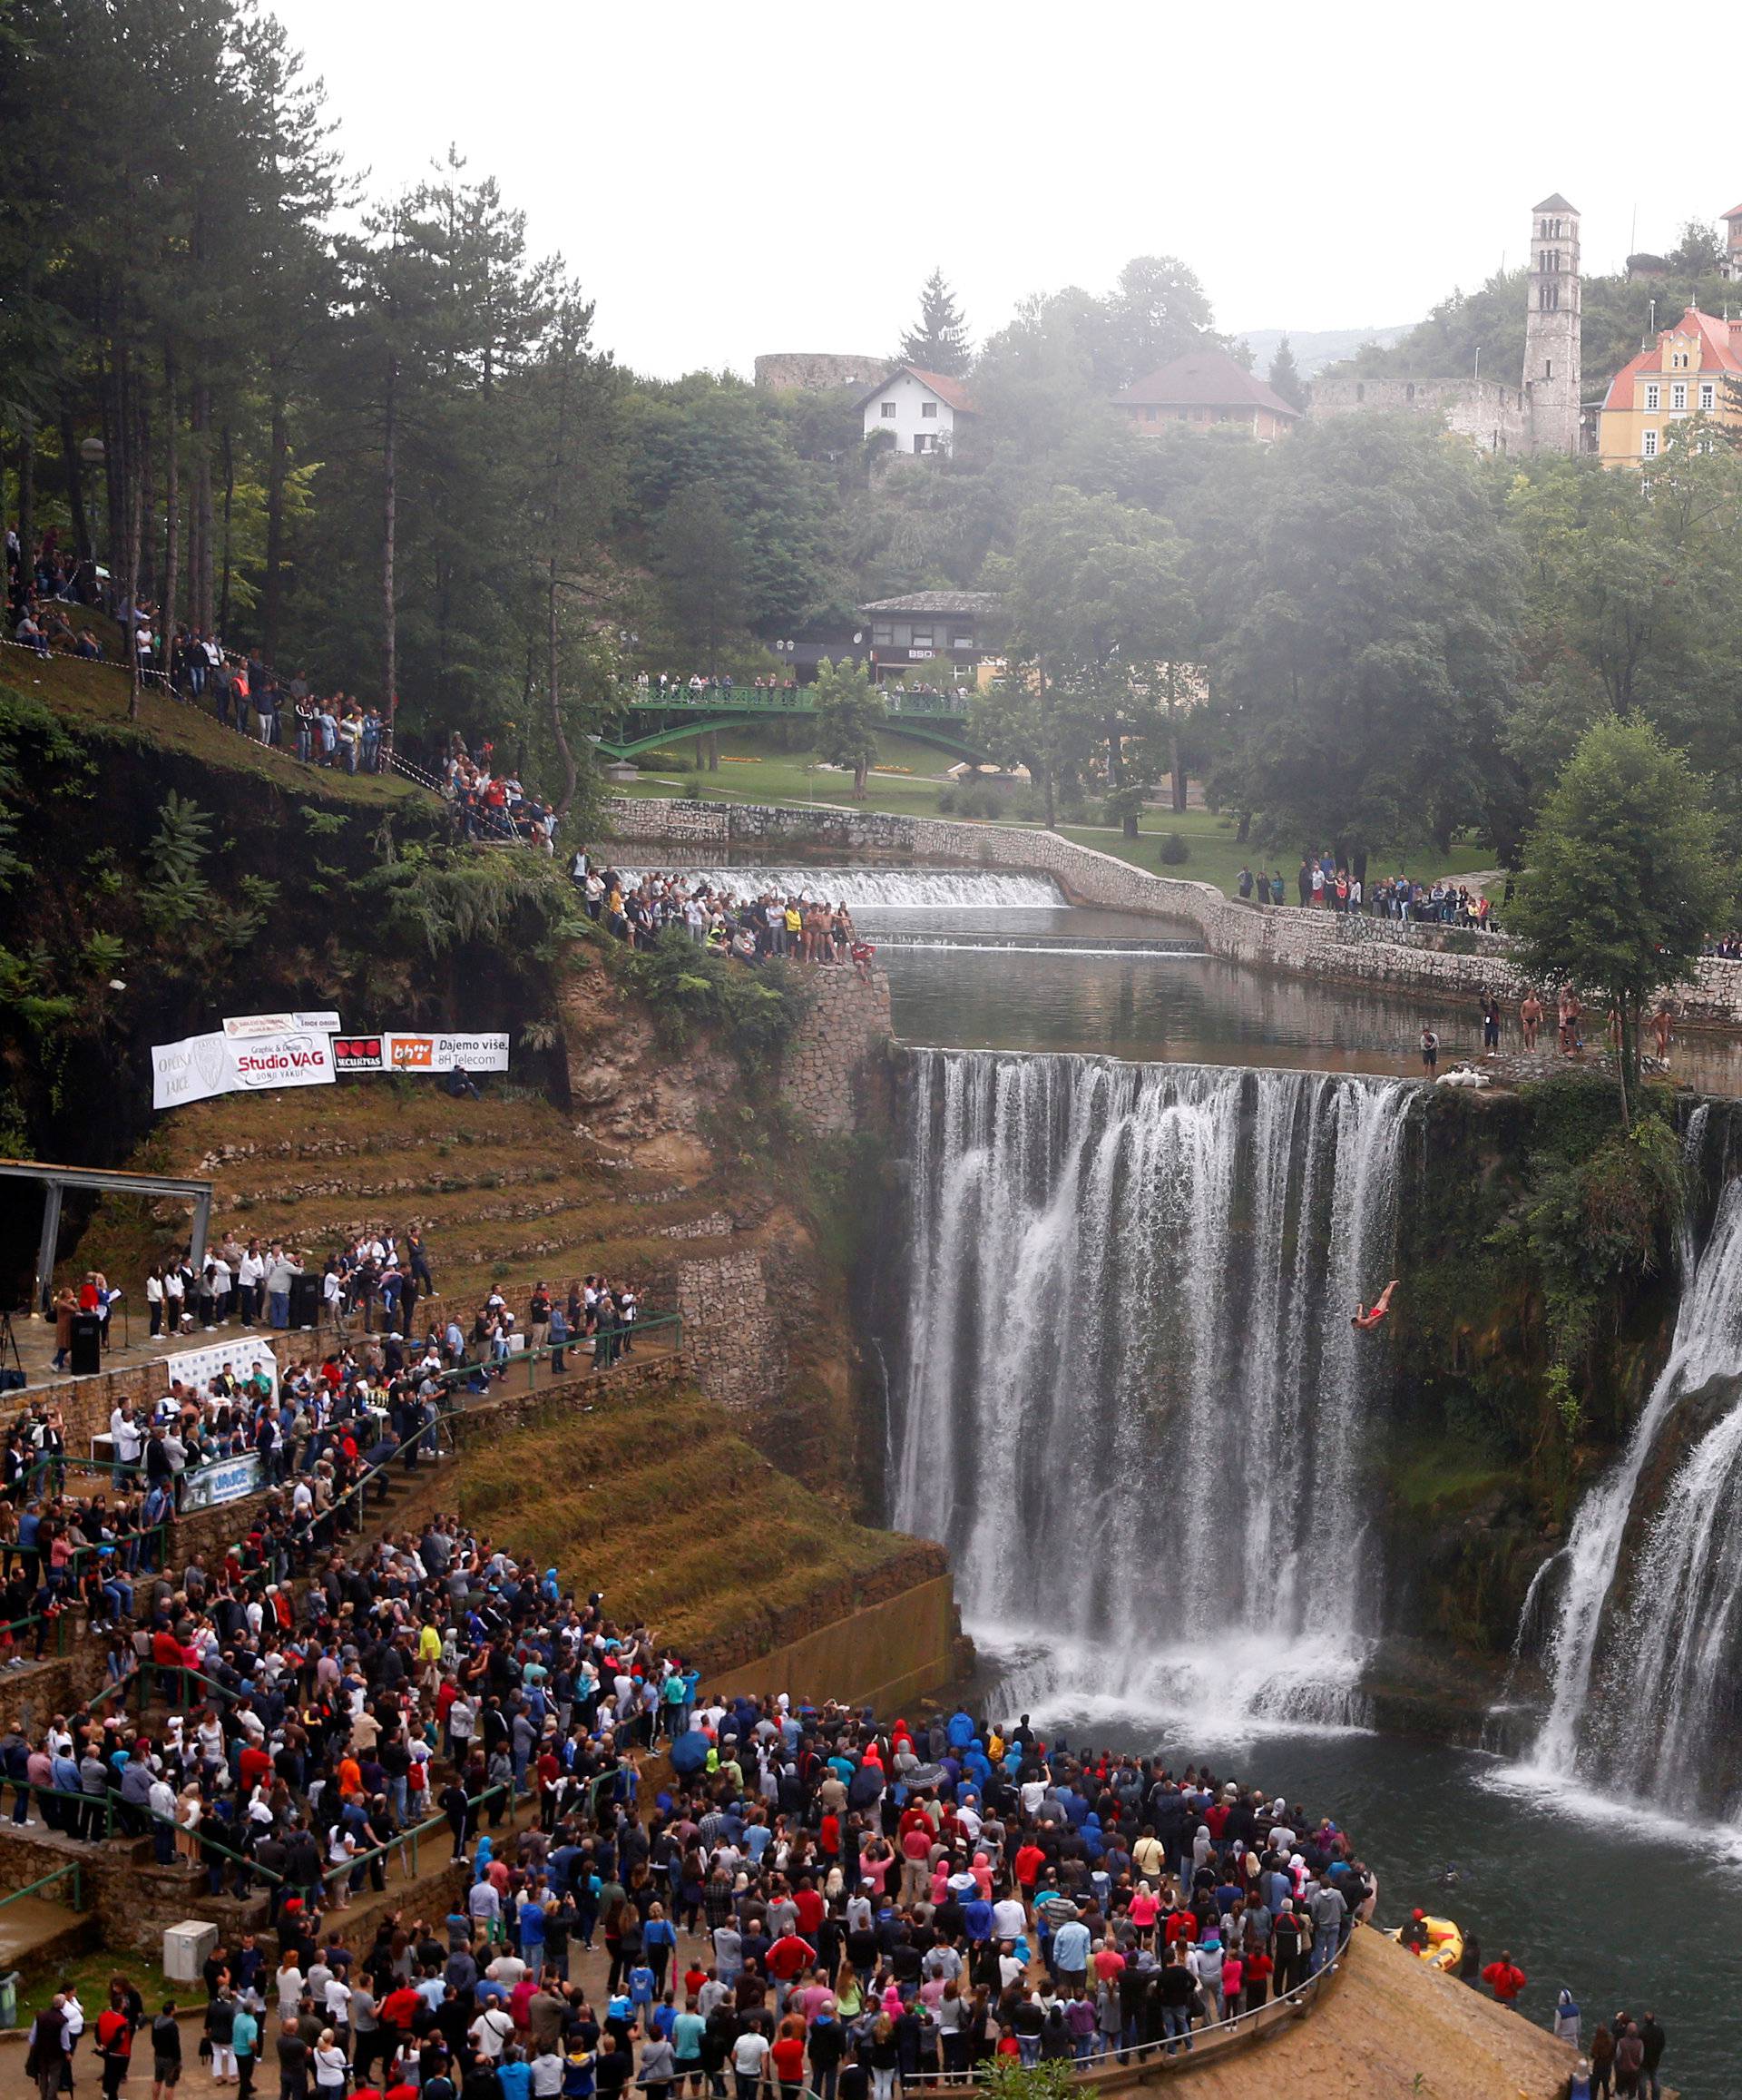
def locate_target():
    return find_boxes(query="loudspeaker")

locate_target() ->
[69,1313,103,1376]
[289,1273,321,1330]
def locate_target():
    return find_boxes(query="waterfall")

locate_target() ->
[1523,1116,1742,1811]
[888,1048,1413,1732]
[616,866,1067,911]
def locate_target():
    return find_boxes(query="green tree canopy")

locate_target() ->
[898,269,972,377]
[808,657,886,797]
[1510,713,1729,1116]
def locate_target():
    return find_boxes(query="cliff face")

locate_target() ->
[559,946,895,1501]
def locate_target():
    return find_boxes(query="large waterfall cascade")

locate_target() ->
[887,1048,1414,1729]
[1524,1119,1742,1811]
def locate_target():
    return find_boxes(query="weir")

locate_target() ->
[615,866,1069,911]
[886,1048,1413,1729]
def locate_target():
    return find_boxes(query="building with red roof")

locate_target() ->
[1598,307,1742,465]
[1115,346,1300,441]
[857,365,977,456]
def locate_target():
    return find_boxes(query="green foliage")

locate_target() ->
[975,2061,1076,2100]
[612,927,812,1073]
[1158,829,1189,863]
[1493,1105,1684,1369]
[1511,714,1728,1112]
[1267,335,1306,412]
[808,658,887,796]
[898,269,972,378]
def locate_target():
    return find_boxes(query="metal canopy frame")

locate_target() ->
[0,1160,213,1317]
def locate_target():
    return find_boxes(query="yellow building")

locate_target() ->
[1599,306,1742,464]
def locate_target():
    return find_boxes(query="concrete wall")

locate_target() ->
[607,797,1742,1025]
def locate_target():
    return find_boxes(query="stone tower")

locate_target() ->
[1523,193,1582,453]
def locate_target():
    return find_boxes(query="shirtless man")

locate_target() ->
[1652,1000,1676,1063]
[1520,989,1542,1052]
[1352,1281,1399,1333]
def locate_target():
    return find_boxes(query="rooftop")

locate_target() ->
[856,364,978,416]
[1600,305,1742,412]
[856,591,1002,616]
[1532,192,1579,214]
[1117,345,1301,417]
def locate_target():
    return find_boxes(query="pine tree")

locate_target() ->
[899,270,972,377]
[1267,336,1306,412]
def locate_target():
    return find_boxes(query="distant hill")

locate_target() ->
[1235,323,1416,380]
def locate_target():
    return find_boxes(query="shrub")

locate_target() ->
[1158,831,1190,864]
[612,927,814,1072]
[935,789,956,814]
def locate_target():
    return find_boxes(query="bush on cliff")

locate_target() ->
[612,926,812,1071]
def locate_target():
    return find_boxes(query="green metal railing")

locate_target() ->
[617,683,970,721]
[0,1861,84,1914]
[436,1314,682,1400]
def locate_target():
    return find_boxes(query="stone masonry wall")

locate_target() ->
[606,797,1742,1025]
[782,965,894,1133]
[675,1251,786,1414]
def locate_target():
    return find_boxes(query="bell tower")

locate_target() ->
[1523,193,1582,453]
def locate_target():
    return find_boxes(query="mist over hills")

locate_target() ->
[1236,323,1414,378]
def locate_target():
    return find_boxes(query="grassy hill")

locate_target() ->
[0,643,425,811]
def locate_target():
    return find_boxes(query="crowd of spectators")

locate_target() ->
[444,740,558,850]
[575,865,875,979]
[1236,857,1499,928]
[12,1484,1372,2100]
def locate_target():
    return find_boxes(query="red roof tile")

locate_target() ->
[1601,307,1742,410]
[854,365,977,416]
[1116,346,1299,418]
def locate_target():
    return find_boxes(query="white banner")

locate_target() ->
[224,1010,341,1039]
[152,1027,336,1108]
[164,1336,279,1403]
[380,1031,511,1074]
[181,1451,265,1511]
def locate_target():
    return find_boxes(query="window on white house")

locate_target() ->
[1643,429,1659,457]
[1645,384,1660,411]
[880,401,895,419]
[1701,381,1716,410]
[1673,382,1688,410]
[871,623,894,646]
[921,400,937,419]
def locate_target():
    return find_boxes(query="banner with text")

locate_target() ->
[328,1031,511,1075]
[152,1027,336,1109]
[224,1010,342,1039]
[163,1336,279,1403]
[181,1451,265,1511]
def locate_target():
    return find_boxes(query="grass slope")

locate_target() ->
[456,1390,925,1657]
[0,646,424,810]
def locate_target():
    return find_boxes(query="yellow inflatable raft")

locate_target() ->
[1389,1916,1463,1971]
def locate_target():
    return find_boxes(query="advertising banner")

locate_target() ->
[223,1011,342,1039]
[152,1027,335,1109]
[181,1451,264,1511]
[332,1035,386,1073]
[382,1031,511,1074]
[164,1336,279,1402]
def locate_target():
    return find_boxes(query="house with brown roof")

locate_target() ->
[1115,346,1300,440]
[1599,305,1742,464]
[858,365,977,456]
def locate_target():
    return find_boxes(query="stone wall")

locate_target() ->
[607,797,1742,1024]
[1308,375,1532,454]
[675,1251,786,1413]
[783,966,894,1132]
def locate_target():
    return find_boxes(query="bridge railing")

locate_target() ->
[617,684,970,720]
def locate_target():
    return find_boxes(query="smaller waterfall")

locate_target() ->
[616,866,1068,911]
[1525,1117,1742,1803]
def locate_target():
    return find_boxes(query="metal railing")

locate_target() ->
[896,1938,1352,2090]
[0,1861,84,1915]
[616,682,971,720]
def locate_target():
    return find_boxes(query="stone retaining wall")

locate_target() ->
[608,798,1742,1024]
[675,1251,785,1412]
[783,966,894,1132]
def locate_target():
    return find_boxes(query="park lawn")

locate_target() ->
[612,726,1504,892]
[0,649,425,811]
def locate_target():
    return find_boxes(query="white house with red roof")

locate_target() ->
[1598,306,1742,464]
[857,365,976,456]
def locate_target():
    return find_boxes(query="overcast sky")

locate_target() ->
[281,0,1742,382]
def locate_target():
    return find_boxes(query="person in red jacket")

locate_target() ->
[1482,1952,1527,2004]
[764,1930,817,2011]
